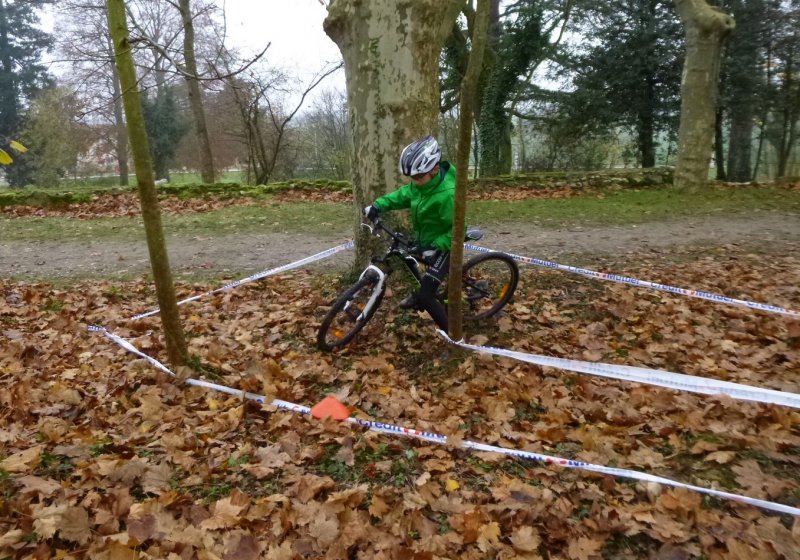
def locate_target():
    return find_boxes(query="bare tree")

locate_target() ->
[107,0,187,366]
[57,0,129,184]
[299,88,350,179]
[448,0,491,341]
[175,0,214,183]
[225,64,341,184]
[125,0,271,182]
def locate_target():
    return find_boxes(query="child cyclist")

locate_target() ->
[363,135,455,332]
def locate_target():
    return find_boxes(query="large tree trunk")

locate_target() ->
[448,0,490,341]
[107,0,187,366]
[324,0,463,268]
[178,0,215,184]
[673,0,735,188]
[477,0,507,178]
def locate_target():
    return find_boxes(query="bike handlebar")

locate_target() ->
[364,218,412,249]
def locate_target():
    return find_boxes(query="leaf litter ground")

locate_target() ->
[1,244,800,558]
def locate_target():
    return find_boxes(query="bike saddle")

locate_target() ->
[465,227,484,241]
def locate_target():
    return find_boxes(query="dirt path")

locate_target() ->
[2,213,799,280]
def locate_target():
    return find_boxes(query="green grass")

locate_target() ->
[158,170,245,184]
[469,185,800,227]
[55,170,245,188]
[1,186,798,243]
[0,202,352,242]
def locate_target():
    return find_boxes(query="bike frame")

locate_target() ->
[355,220,427,319]
[317,218,511,351]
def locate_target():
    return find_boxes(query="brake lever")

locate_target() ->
[360,221,381,236]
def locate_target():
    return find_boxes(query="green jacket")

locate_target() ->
[373,162,456,252]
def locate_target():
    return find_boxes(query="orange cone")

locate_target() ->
[310,395,350,421]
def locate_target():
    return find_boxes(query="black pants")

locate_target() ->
[417,251,450,331]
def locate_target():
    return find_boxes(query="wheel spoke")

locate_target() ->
[459,254,518,320]
[318,275,385,351]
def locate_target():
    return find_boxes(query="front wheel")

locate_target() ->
[317,272,385,351]
[460,252,519,320]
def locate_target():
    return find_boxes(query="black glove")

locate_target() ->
[363,205,380,221]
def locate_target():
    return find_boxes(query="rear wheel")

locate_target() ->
[317,273,385,351]
[460,252,519,320]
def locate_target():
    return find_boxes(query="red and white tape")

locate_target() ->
[437,331,800,409]
[129,240,354,321]
[89,325,800,517]
[465,243,800,318]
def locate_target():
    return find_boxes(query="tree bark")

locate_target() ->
[105,32,129,186]
[107,0,187,366]
[673,0,735,188]
[773,57,799,179]
[324,0,464,268]
[448,0,490,341]
[727,108,752,181]
[714,104,727,180]
[752,32,774,181]
[638,78,656,168]
[724,0,761,182]
[178,0,215,184]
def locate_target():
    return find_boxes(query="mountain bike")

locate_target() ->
[317,218,519,351]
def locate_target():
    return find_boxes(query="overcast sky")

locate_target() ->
[41,1,343,89]
[221,0,341,74]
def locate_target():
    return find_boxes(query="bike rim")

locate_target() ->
[322,283,374,347]
[463,259,515,317]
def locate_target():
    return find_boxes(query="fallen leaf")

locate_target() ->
[511,525,541,552]
[16,475,61,496]
[415,471,431,486]
[0,529,24,547]
[59,506,91,544]
[567,536,604,560]
[704,450,736,464]
[142,462,171,494]
[309,515,339,547]
[33,504,67,539]
[201,491,250,530]
[225,534,261,560]
[1,445,44,472]
[369,494,390,518]
[477,521,501,552]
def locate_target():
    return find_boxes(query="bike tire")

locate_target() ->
[461,252,519,320]
[317,273,385,351]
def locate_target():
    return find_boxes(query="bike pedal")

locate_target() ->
[398,293,418,309]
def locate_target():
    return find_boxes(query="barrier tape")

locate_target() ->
[437,330,800,409]
[88,325,800,517]
[128,239,798,322]
[130,240,354,321]
[465,244,800,319]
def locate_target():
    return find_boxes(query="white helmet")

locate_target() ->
[399,135,441,177]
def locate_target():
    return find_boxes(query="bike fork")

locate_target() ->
[349,265,386,321]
